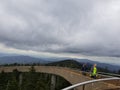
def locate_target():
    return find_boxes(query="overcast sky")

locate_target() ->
[0,0,120,64]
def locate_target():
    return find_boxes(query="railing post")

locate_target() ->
[51,75,56,90]
[62,77,120,90]
[19,73,22,90]
[83,85,85,90]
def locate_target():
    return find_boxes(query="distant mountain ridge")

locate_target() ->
[46,59,83,69]
[75,59,120,71]
[0,53,119,72]
[0,55,51,64]
[0,53,17,57]
[46,59,120,73]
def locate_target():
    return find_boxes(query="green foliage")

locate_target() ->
[46,59,83,69]
[0,70,8,90]
[118,69,120,74]
[0,71,71,90]
[29,66,36,73]
[6,78,19,90]
[12,69,21,81]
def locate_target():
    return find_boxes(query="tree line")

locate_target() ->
[0,66,71,90]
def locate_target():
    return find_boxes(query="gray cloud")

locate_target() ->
[0,0,120,57]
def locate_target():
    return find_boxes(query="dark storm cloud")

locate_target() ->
[0,0,120,57]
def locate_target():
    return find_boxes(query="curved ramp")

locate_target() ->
[0,66,119,90]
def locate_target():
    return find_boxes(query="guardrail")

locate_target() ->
[68,67,120,78]
[98,72,120,77]
[62,77,120,90]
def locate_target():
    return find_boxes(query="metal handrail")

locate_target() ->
[62,77,120,90]
[98,72,120,77]
[68,67,120,77]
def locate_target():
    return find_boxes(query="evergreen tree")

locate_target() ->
[0,70,7,90]
[12,69,20,81]
[118,69,120,74]
[29,66,36,73]
[6,78,19,90]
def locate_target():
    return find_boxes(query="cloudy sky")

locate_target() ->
[0,0,120,65]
